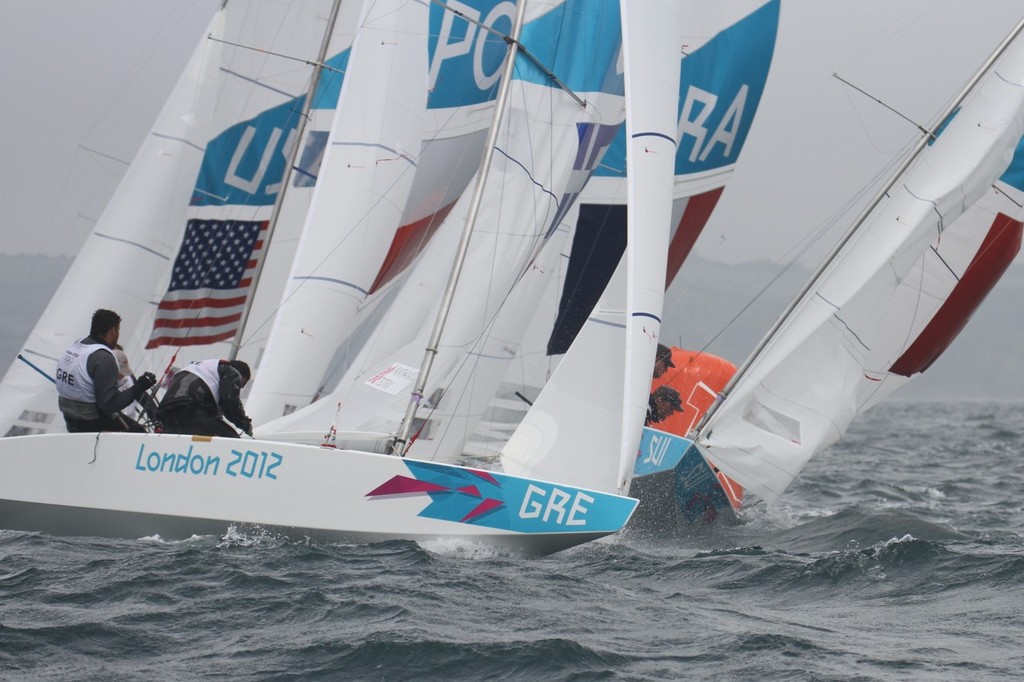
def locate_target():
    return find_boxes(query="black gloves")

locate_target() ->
[134,372,157,397]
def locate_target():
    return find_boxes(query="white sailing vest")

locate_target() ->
[182,359,223,402]
[55,338,114,403]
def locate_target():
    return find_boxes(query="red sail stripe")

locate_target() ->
[889,213,1023,376]
[367,202,457,295]
[156,296,248,311]
[666,187,724,288]
[151,312,242,329]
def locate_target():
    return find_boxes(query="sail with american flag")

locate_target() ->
[0,0,362,437]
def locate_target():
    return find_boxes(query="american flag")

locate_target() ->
[147,219,268,349]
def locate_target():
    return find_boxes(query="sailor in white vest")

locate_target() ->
[157,359,253,438]
[55,309,157,432]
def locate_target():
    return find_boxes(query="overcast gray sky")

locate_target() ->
[0,0,1021,399]
[1,0,1022,260]
[0,0,218,256]
[696,0,1024,266]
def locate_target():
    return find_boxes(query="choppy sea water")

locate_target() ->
[1,401,1022,681]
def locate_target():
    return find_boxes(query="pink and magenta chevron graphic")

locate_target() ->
[366,463,506,524]
[365,459,637,533]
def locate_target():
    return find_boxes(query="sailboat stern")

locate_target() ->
[629,428,740,532]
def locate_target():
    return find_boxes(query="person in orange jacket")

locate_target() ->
[648,342,744,510]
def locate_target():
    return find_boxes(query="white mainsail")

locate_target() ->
[697,22,1024,503]
[245,0,512,423]
[257,0,627,463]
[0,0,361,437]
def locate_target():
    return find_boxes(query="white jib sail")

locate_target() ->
[366,0,627,464]
[698,27,1024,503]
[247,1,533,424]
[243,0,429,424]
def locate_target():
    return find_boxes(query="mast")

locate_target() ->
[228,0,344,360]
[391,0,529,456]
[617,0,684,492]
[695,14,1024,434]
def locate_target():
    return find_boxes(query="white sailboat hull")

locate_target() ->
[0,433,636,557]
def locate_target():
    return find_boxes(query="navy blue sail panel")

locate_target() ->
[546,204,626,356]
[545,0,780,356]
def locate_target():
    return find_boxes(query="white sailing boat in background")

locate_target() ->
[620,13,1024,525]
[0,0,645,556]
[694,19,1024,506]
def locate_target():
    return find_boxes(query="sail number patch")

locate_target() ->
[518,484,594,526]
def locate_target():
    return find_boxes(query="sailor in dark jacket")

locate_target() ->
[55,309,157,433]
[157,359,254,438]
[645,385,684,426]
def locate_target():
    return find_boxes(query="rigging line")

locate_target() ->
[427,0,586,108]
[838,84,913,156]
[205,35,346,75]
[832,72,933,138]
[994,182,1024,209]
[78,144,130,166]
[688,142,911,362]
